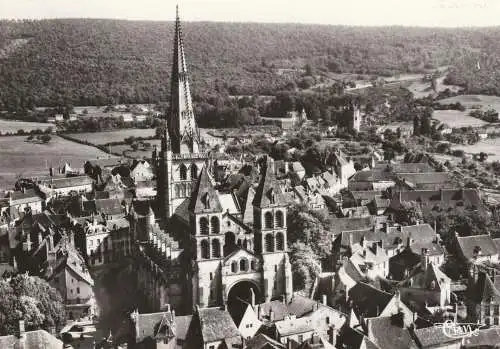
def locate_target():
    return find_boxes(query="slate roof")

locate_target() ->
[87,157,128,168]
[253,159,288,208]
[0,330,64,349]
[390,189,486,216]
[348,282,393,317]
[376,162,435,173]
[197,307,240,343]
[481,274,500,303]
[9,189,43,204]
[395,172,454,189]
[257,294,319,323]
[456,234,498,260]
[95,198,123,216]
[245,333,285,349]
[188,166,223,214]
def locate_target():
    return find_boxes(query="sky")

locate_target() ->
[0,0,499,27]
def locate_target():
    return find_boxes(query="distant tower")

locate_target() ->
[157,6,207,219]
[348,102,361,133]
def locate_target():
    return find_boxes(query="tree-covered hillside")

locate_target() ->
[0,19,499,109]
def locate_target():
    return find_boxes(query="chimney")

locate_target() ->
[269,309,275,322]
[421,248,429,271]
[18,320,25,338]
[322,294,327,306]
[130,309,139,340]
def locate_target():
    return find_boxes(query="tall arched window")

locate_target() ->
[179,164,187,180]
[201,239,210,259]
[199,217,209,235]
[264,212,273,229]
[191,164,198,180]
[251,260,257,271]
[265,234,275,253]
[240,258,249,272]
[231,261,238,273]
[276,232,284,251]
[175,185,180,198]
[275,210,284,228]
[211,216,220,234]
[212,239,221,258]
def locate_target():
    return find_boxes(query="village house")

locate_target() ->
[131,160,155,182]
[47,245,97,320]
[455,234,499,264]
[37,176,94,197]
[6,188,45,219]
[0,321,65,349]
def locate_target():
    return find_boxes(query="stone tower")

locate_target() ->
[188,166,225,308]
[157,6,207,219]
[252,159,293,303]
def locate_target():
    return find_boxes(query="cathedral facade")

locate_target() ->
[135,7,293,315]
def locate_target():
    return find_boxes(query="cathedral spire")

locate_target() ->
[166,6,200,154]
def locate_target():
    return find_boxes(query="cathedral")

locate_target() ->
[134,7,293,315]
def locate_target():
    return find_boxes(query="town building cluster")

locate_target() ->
[1,7,500,349]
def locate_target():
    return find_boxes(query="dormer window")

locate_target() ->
[268,188,275,204]
[202,192,210,209]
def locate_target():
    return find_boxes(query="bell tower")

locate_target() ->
[157,6,207,220]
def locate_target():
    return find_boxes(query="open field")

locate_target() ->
[452,138,500,162]
[0,119,53,134]
[406,76,462,99]
[66,129,156,145]
[432,110,487,128]
[437,95,500,112]
[0,136,109,189]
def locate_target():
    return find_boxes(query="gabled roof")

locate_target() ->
[457,234,498,260]
[9,188,43,204]
[0,330,64,349]
[407,263,451,291]
[95,198,123,216]
[197,307,240,343]
[134,311,175,343]
[348,282,393,318]
[188,166,223,214]
[413,325,461,348]
[366,317,418,349]
[275,316,313,337]
[245,333,285,349]
[253,159,288,208]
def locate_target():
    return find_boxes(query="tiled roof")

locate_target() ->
[275,317,313,337]
[350,190,379,202]
[366,317,418,349]
[198,307,240,343]
[175,315,192,341]
[245,333,285,349]
[253,159,288,208]
[135,311,175,343]
[376,162,435,173]
[457,234,498,260]
[408,263,451,291]
[413,325,460,347]
[39,176,94,189]
[87,157,128,168]
[0,330,64,349]
[481,274,500,303]
[188,166,223,214]
[330,216,375,236]
[395,172,454,187]
[461,328,500,348]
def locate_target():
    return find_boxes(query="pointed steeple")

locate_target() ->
[252,158,287,208]
[189,166,222,213]
[167,6,200,154]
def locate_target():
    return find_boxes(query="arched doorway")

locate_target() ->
[227,280,260,318]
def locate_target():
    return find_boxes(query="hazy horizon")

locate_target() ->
[0,0,499,28]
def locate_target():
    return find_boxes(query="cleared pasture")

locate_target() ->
[0,136,109,189]
[0,119,53,133]
[452,138,500,162]
[432,110,487,128]
[66,129,156,145]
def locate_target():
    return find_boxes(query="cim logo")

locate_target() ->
[434,320,488,339]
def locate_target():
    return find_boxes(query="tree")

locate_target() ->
[0,274,66,335]
[394,200,423,226]
[40,134,52,143]
[479,152,488,162]
[289,242,321,291]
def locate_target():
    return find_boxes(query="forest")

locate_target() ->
[1,19,500,112]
